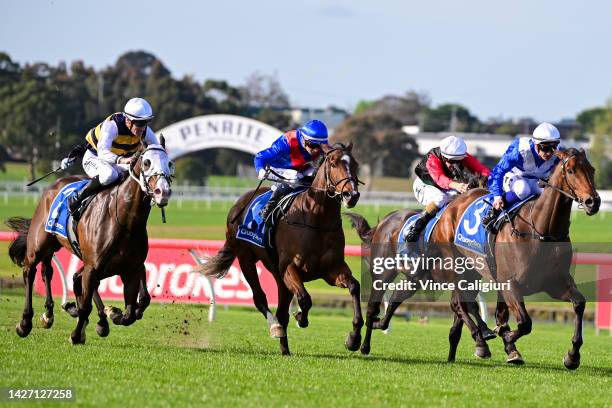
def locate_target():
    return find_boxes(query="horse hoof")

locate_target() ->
[481,328,496,341]
[293,311,308,328]
[69,333,86,345]
[270,324,286,338]
[104,306,123,325]
[563,354,580,370]
[40,313,54,329]
[135,310,144,320]
[360,344,371,355]
[345,332,362,352]
[62,302,79,318]
[474,345,492,359]
[506,351,524,365]
[15,321,32,338]
[96,323,110,337]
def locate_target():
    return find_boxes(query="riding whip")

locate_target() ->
[26,167,61,186]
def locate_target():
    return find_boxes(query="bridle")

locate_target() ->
[537,152,590,208]
[127,146,173,198]
[322,146,364,201]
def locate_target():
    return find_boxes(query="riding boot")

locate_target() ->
[482,206,501,233]
[68,176,103,220]
[404,202,438,242]
[259,184,285,221]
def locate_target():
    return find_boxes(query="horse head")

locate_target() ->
[320,142,361,208]
[131,136,174,207]
[550,148,600,215]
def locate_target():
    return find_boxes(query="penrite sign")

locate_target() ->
[157,114,283,159]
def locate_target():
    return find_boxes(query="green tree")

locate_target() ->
[422,103,480,132]
[590,103,612,189]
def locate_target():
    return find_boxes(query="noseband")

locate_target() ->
[128,146,173,199]
[323,147,363,200]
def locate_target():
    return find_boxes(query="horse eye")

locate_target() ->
[567,168,574,175]
[143,159,151,170]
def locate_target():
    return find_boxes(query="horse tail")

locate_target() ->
[344,213,375,244]
[6,217,31,267]
[198,242,236,279]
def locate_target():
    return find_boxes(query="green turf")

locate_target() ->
[0,292,611,407]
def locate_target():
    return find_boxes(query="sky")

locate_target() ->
[2,0,611,123]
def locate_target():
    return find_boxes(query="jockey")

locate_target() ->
[64,97,160,217]
[482,122,561,231]
[254,119,328,221]
[405,135,491,242]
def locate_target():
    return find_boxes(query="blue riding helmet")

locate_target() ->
[299,120,328,144]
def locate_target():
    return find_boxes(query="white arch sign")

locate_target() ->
[157,114,283,160]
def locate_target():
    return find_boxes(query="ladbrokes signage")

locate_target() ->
[33,247,279,306]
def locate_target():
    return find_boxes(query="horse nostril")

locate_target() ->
[154,188,162,195]
[585,197,594,207]
[342,191,351,198]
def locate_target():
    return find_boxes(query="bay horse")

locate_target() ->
[347,175,495,360]
[350,148,599,368]
[200,143,363,355]
[7,141,173,344]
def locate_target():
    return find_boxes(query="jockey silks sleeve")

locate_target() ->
[488,139,523,198]
[254,135,289,173]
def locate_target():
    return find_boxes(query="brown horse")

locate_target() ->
[350,148,599,368]
[347,175,495,360]
[7,141,173,344]
[200,143,363,355]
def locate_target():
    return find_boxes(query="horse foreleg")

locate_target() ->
[325,263,364,352]
[498,286,531,365]
[135,265,150,320]
[119,271,140,326]
[360,268,397,355]
[465,300,495,340]
[284,263,312,329]
[93,290,109,337]
[373,280,416,331]
[447,313,463,362]
[16,263,37,338]
[70,267,96,345]
[548,284,585,370]
[451,291,491,359]
[40,257,55,329]
[276,283,293,356]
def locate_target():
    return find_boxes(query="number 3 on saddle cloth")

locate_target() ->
[236,187,308,249]
[44,180,93,259]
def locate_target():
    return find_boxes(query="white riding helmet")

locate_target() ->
[440,135,467,160]
[532,122,560,145]
[124,97,154,121]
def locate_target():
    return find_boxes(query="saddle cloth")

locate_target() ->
[45,180,89,239]
[397,204,449,255]
[236,187,307,248]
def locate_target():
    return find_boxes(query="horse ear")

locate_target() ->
[160,134,166,149]
[554,149,567,159]
[347,142,353,152]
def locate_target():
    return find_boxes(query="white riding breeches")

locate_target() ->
[413,177,459,208]
[502,173,542,200]
[82,149,127,186]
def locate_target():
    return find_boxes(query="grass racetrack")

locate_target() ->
[1,190,612,406]
[1,291,612,407]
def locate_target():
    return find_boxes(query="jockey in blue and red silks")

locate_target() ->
[254,119,329,220]
[482,122,562,232]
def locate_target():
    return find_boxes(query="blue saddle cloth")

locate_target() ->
[397,204,449,255]
[236,188,307,248]
[44,180,89,239]
[454,193,534,255]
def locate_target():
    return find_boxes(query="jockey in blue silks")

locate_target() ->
[482,122,561,232]
[254,119,328,220]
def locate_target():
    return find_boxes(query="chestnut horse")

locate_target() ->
[201,143,363,355]
[350,148,599,368]
[7,141,173,344]
[347,175,495,360]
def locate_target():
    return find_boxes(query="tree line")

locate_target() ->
[0,51,610,188]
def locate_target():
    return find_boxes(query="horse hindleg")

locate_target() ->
[549,284,585,370]
[40,256,55,329]
[276,283,293,355]
[373,280,416,331]
[135,265,151,320]
[93,290,109,337]
[465,300,495,340]
[70,267,97,345]
[16,263,37,337]
[284,263,312,329]
[451,291,491,359]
